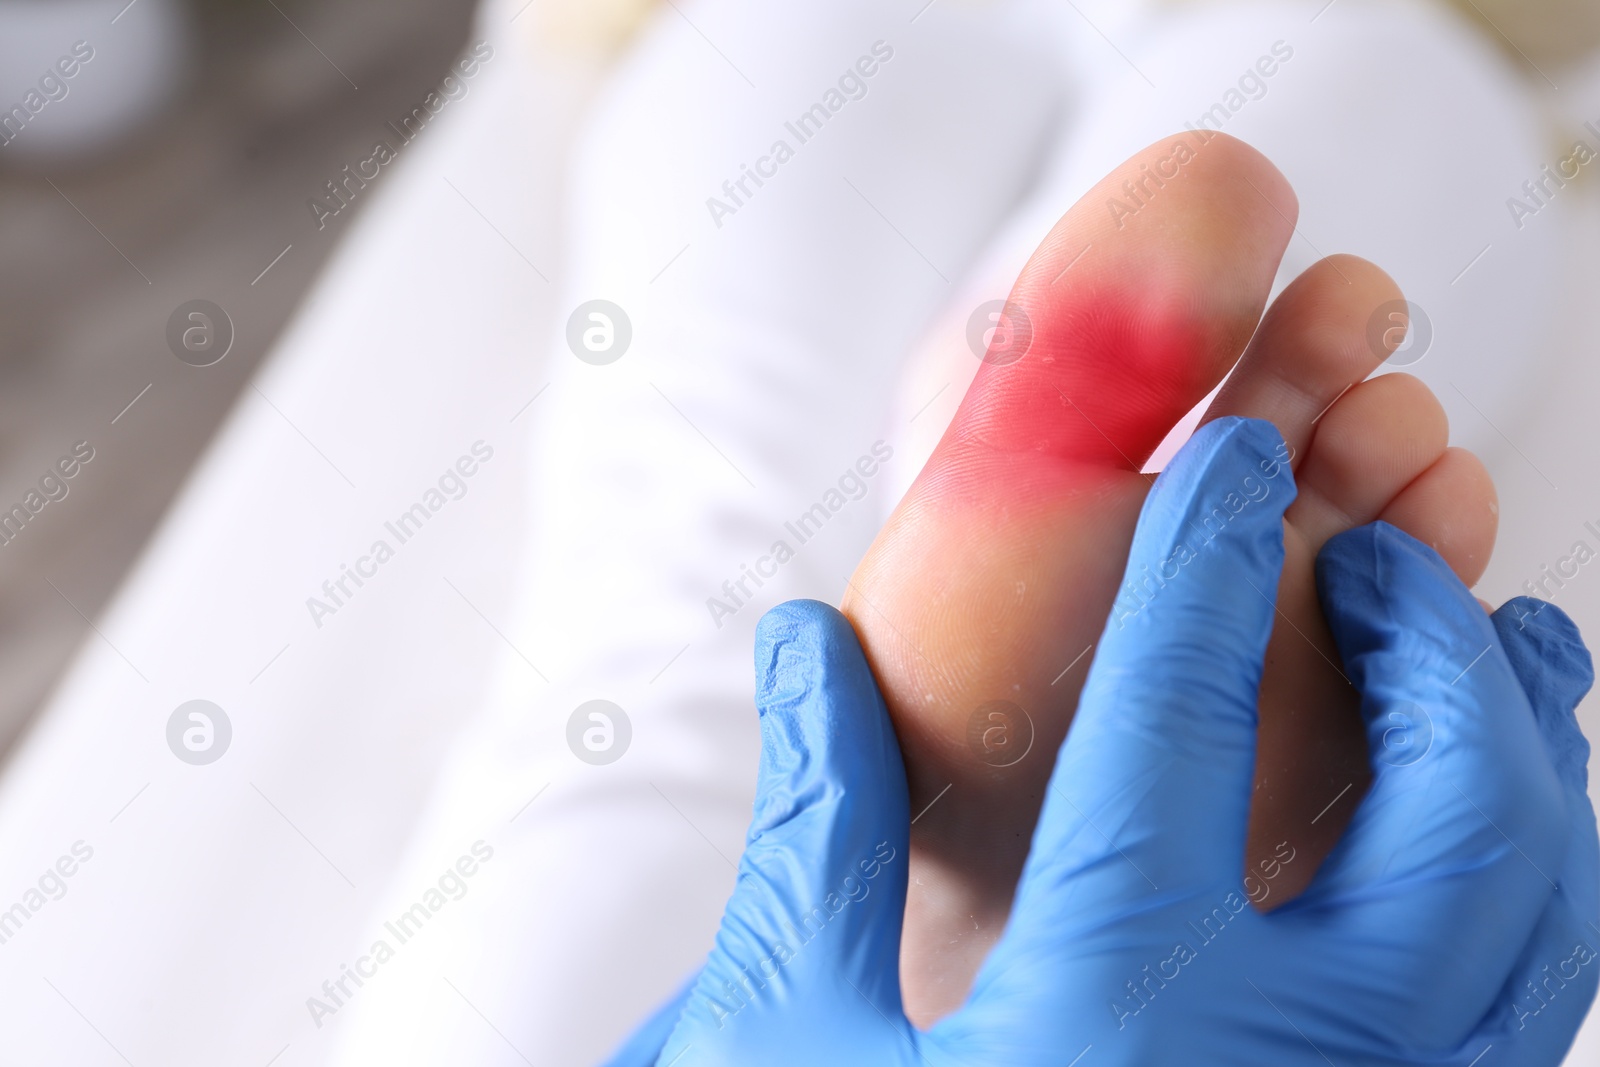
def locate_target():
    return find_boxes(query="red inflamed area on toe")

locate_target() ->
[943,281,1218,474]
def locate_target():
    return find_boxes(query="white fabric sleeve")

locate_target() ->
[0,8,597,1063]
[325,2,1071,1064]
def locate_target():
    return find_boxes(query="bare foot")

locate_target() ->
[841,132,1498,1026]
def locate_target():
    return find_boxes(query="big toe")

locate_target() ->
[940,131,1297,476]
[851,132,1299,732]
[843,131,1298,1024]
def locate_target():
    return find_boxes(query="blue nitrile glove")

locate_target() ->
[601,416,1599,1067]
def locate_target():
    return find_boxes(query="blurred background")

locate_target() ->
[8,0,1592,752]
[3,1,1600,1065]
[0,0,477,756]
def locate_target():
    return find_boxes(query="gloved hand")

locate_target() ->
[602,416,1599,1066]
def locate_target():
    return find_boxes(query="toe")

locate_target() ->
[1202,254,1402,463]
[1200,250,1492,583]
[845,134,1303,1016]
[1287,372,1450,553]
[938,131,1296,480]
[1376,447,1499,587]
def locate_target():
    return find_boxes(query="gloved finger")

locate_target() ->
[659,600,916,1064]
[992,417,1294,961]
[596,975,694,1067]
[1298,523,1567,1038]
[1471,598,1600,1062]
[1469,811,1600,1062]
[1494,597,1595,795]
[1494,596,1597,947]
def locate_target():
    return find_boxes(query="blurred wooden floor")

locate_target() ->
[0,0,477,758]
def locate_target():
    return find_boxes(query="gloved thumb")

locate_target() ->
[1300,523,1567,1040]
[1021,417,1293,904]
[659,600,913,1063]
